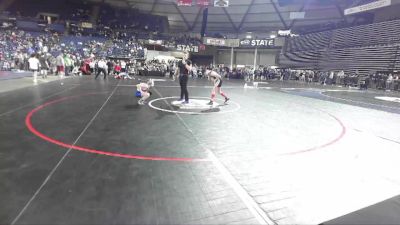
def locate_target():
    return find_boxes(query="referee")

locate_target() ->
[95,58,108,80]
[175,52,192,104]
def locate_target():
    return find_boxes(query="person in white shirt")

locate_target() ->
[56,52,65,76]
[89,60,95,74]
[120,60,127,73]
[95,59,108,80]
[329,71,334,85]
[43,46,48,53]
[28,54,40,84]
[386,74,394,91]
[192,65,198,79]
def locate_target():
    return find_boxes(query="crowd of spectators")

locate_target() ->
[191,64,400,92]
[167,34,202,46]
[241,67,400,91]
[2,1,399,91]
[369,72,400,91]
[0,27,148,72]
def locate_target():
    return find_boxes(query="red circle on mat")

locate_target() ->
[25,94,208,162]
[25,94,346,161]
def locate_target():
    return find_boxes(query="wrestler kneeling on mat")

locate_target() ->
[136,79,153,105]
[205,68,230,105]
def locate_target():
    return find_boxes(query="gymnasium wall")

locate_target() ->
[216,50,232,65]
[374,3,400,22]
[216,48,280,67]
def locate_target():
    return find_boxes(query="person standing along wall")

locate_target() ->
[64,54,72,76]
[39,53,49,79]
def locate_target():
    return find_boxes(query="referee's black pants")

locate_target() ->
[95,68,107,79]
[179,74,189,102]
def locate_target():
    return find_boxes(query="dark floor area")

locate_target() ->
[1,76,400,225]
[323,194,400,225]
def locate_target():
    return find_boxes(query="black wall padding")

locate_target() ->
[278,0,294,7]
[200,7,208,37]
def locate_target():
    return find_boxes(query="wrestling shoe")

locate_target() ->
[224,98,230,104]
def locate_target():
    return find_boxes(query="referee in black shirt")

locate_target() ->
[175,52,192,104]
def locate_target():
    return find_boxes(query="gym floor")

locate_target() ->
[1,75,400,225]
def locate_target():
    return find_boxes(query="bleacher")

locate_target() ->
[278,50,324,69]
[7,0,167,34]
[98,6,166,33]
[331,19,400,48]
[320,44,400,75]
[286,31,332,52]
[280,18,400,76]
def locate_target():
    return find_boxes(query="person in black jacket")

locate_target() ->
[175,52,192,104]
[39,53,49,79]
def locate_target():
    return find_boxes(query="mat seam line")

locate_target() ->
[152,86,275,225]
[10,83,119,225]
